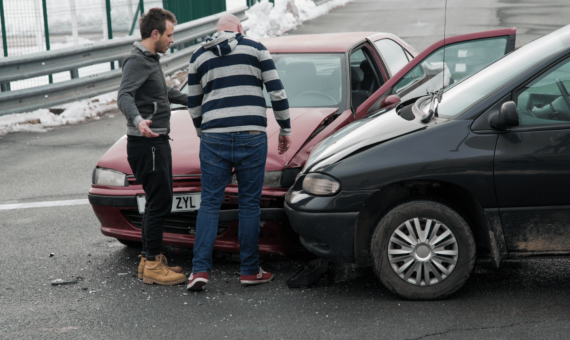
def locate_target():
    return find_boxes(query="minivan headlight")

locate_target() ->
[302,173,340,196]
[92,167,128,187]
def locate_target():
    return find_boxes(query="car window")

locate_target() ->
[350,49,367,68]
[393,37,508,104]
[374,39,409,76]
[515,57,570,126]
[348,47,382,110]
[263,53,345,108]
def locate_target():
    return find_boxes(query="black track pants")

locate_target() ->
[127,136,173,257]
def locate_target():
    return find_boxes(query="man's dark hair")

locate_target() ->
[139,8,177,40]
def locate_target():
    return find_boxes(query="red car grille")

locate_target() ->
[121,210,229,236]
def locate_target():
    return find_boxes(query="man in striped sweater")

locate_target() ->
[186,14,292,291]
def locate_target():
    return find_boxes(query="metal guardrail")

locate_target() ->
[0,0,338,117]
[0,6,248,116]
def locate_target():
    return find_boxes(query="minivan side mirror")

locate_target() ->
[380,94,400,108]
[489,101,519,130]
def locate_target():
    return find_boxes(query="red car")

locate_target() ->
[89,29,516,257]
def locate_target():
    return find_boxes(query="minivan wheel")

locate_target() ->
[370,200,476,300]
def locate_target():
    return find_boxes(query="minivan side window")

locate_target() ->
[515,57,570,126]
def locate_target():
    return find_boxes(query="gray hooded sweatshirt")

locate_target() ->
[117,42,188,136]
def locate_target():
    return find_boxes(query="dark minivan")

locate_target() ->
[285,24,570,300]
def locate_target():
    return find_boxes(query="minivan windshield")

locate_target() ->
[437,25,570,119]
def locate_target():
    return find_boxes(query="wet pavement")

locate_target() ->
[2,0,570,339]
[291,0,570,51]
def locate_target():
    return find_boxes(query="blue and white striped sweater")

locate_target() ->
[187,32,291,137]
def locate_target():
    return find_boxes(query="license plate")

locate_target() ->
[136,193,201,214]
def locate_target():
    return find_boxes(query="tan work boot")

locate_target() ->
[138,254,183,279]
[142,259,187,285]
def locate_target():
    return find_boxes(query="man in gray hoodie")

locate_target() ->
[117,8,188,286]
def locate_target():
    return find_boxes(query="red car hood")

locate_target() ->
[97,107,339,175]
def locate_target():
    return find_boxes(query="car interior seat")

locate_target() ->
[360,59,379,94]
[351,66,368,110]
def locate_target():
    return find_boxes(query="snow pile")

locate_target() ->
[0,92,117,136]
[226,0,247,10]
[244,0,353,39]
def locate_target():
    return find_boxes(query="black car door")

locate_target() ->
[494,55,570,253]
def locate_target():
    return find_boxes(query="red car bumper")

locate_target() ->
[88,183,309,258]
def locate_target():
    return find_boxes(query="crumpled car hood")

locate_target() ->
[96,107,339,175]
[305,107,427,172]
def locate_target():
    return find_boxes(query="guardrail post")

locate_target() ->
[70,69,79,79]
[105,0,114,70]
[0,0,10,91]
[69,0,78,43]
[41,0,53,84]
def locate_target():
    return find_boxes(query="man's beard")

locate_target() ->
[156,41,168,54]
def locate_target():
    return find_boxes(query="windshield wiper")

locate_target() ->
[421,88,443,123]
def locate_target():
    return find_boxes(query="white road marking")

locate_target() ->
[0,199,89,210]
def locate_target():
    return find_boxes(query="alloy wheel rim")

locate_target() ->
[388,218,458,286]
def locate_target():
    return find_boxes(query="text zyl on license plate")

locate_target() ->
[137,193,201,214]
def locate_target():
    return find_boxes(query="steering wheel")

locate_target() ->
[295,91,337,104]
[556,78,570,111]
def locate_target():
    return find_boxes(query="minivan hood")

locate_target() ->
[96,107,339,175]
[305,107,426,172]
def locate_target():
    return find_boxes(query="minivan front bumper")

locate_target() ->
[284,202,358,262]
[284,188,374,262]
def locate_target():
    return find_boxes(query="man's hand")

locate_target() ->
[278,135,292,155]
[138,120,159,138]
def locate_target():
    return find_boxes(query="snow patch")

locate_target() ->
[244,0,354,39]
[0,91,118,136]
[226,0,247,10]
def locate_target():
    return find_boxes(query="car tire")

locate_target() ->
[116,238,142,248]
[370,200,476,300]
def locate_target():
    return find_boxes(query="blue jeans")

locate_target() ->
[193,131,267,275]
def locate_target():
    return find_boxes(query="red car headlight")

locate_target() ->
[92,167,128,187]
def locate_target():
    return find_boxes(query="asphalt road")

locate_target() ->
[2,1,570,339]
[291,0,570,51]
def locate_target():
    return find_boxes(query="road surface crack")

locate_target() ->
[404,320,541,340]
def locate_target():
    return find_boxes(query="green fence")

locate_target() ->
[163,0,226,24]
[0,0,238,92]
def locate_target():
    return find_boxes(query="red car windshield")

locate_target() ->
[263,53,346,109]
